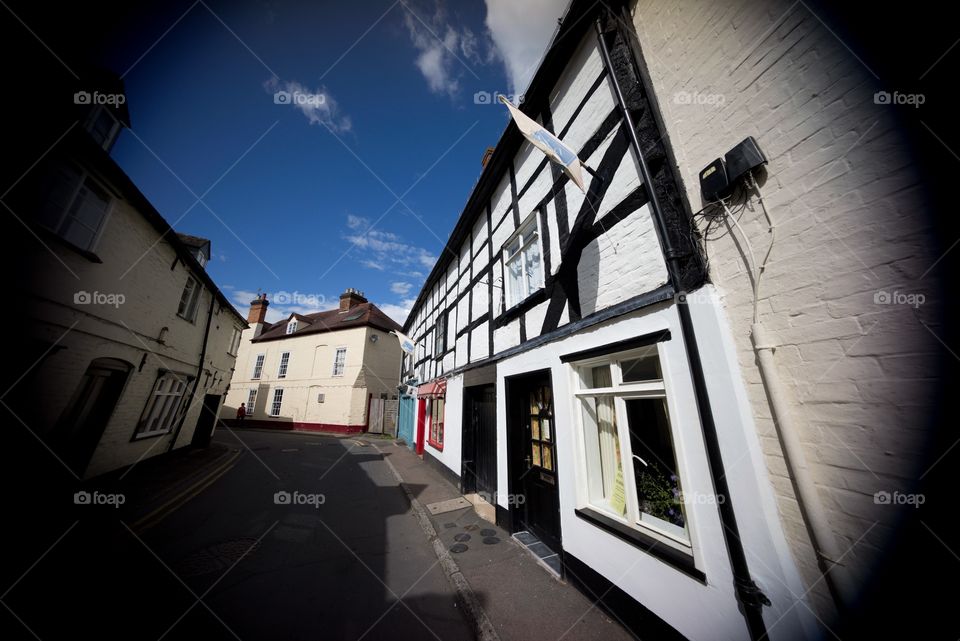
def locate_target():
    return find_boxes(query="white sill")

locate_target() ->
[585,503,692,552]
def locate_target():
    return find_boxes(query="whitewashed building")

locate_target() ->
[221,289,403,434]
[6,75,248,479]
[401,0,940,639]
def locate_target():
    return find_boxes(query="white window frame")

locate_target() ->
[277,352,290,378]
[332,347,347,377]
[246,388,258,414]
[269,388,284,416]
[40,165,113,253]
[570,342,694,555]
[503,213,544,309]
[251,353,265,380]
[134,371,192,438]
[84,105,122,151]
[286,319,298,334]
[177,275,202,322]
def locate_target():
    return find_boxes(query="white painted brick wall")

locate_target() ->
[631,0,940,618]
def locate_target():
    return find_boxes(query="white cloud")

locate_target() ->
[378,297,417,326]
[264,78,352,132]
[402,1,486,96]
[230,288,338,324]
[391,281,413,296]
[344,215,436,275]
[484,0,569,95]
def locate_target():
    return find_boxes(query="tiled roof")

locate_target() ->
[175,233,210,249]
[252,302,402,343]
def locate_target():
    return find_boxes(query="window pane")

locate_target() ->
[625,398,686,533]
[524,241,542,292]
[581,364,611,389]
[531,417,540,440]
[542,445,553,470]
[70,180,110,228]
[579,394,625,517]
[506,255,523,304]
[61,221,96,252]
[178,279,195,317]
[506,235,521,257]
[531,442,541,467]
[621,347,662,382]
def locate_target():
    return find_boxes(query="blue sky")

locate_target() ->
[107,0,568,324]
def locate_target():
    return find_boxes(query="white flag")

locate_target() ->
[391,330,416,355]
[499,95,586,192]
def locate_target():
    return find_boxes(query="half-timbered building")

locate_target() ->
[397,0,936,638]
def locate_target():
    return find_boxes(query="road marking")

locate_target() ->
[132,449,241,533]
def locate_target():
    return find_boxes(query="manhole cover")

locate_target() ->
[482,536,501,545]
[443,523,457,529]
[463,524,479,531]
[450,543,469,553]
[173,538,262,577]
[480,529,496,537]
[453,533,471,542]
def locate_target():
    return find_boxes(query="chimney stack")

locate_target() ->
[339,288,367,312]
[248,293,269,325]
[481,146,495,168]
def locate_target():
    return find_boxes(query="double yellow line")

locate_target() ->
[132,449,241,533]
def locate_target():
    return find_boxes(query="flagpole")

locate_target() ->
[581,162,601,181]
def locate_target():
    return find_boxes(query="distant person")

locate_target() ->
[237,403,246,423]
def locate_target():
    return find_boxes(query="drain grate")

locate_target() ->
[173,538,262,577]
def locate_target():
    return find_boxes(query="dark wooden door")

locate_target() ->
[509,372,561,552]
[52,359,130,476]
[191,394,221,447]
[462,385,497,499]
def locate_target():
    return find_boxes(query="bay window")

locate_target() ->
[572,342,691,550]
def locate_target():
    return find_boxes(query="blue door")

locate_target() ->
[398,394,416,449]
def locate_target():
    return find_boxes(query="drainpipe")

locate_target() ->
[753,323,856,608]
[595,18,771,640]
[169,289,216,452]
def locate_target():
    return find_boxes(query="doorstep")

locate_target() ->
[463,492,496,524]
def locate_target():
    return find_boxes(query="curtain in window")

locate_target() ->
[592,366,622,515]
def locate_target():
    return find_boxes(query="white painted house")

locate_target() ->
[6,75,248,479]
[221,289,403,433]
[400,1,940,639]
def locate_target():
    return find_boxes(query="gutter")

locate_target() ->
[168,290,216,452]
[595,16,771,640]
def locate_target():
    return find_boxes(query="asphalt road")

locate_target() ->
[1,429,474,641]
